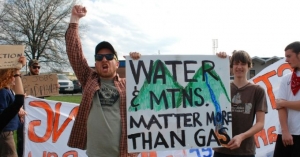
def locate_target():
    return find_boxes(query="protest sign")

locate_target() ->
[0,45,24,69]
[24,97,85,157]
[22,59,289,157]
[250,58,291,157]
[126,55,232,152]
[22,74,59,97]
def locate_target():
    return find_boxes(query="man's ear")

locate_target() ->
[116,60,119,68]
[94,62,98,73]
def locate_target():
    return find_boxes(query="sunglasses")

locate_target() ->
[32,66,40,69]
[95,54,116,61]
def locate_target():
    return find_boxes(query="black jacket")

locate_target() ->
[0,94,24,131]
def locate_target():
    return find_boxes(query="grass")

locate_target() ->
[45,95,82,104]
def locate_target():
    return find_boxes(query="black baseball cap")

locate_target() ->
[95,41,118,60]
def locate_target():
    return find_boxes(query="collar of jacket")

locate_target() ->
[97,73,121,84]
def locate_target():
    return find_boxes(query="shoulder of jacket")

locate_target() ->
[117,77,125,81]
[0,88,9,94]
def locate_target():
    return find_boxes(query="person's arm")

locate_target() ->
[0,66,25,131]
[275,74,294,146]
[277,99,300,111]
[65,5,91,88]
[69,5,86,23]
[277,108,293,146]
[18,107,26,123]
[276,99,294,146]
[216,52,231,68]
[0,95,24,131]
[227,111,265,149]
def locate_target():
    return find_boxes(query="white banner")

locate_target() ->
[126,55,232,152]
[23,58,290,157]
[249,58,292,157]
[24,97,86,157]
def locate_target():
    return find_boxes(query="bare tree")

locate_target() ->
[0,0,77,72]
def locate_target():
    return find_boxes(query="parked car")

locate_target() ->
[57,74,74,94]
[72,80,82,93]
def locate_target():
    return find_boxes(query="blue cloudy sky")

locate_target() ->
[78,0,300,66]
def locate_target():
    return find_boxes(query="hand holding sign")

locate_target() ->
[0,45,25,69]
[17,55,26,69]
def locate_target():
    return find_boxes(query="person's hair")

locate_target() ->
[0,69,14,88]
[230,50,252,68]
[285,41,300,55]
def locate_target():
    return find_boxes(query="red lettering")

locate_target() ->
[52,103,78,142]
[253,71,277,109]
[141,152,157,157]
[267,126,277,144]
[46,152,58,157]
[277,63,292,76]
[253,63,292,109]
[28,101,53,142]
[28,101,78,143]
[27,151,78,157]
[254,129,267,148]
[254,126,278,148]
[63,151,78,157]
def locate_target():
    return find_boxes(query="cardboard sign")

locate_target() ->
[22,74,59,97]
[0,45,25,69]
[126,55,232,152]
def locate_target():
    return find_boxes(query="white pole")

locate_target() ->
[212,39,218,54]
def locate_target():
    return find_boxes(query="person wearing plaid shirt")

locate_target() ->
[65,5,141,157]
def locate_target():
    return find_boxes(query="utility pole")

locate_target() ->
[212,39,218,54]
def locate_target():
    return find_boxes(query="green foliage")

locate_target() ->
[45,95,82,104]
